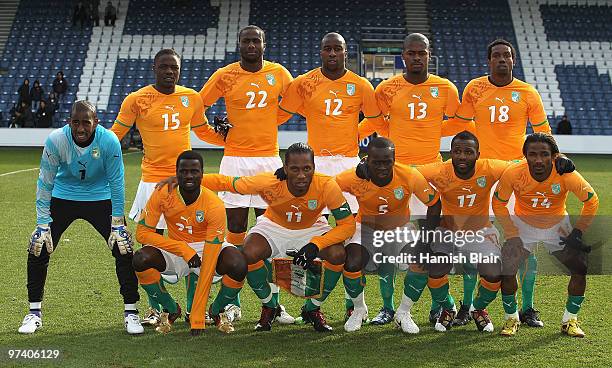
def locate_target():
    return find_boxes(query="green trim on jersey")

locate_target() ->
[191,123,207,129]
[279,105,296,115]
[331,202,352,220]
[138,219,156,229]
[531,120,549,127]
[425,193,437,204]
[584,192,595,202]
[114,119,132,128]
[231,176,242,194]
[494,191,509,202]
[364,112,382,119]
[455,114,473,121]
[206,237,223,245]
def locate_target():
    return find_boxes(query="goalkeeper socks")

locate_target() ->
[563,295,585,322]
[519,253,537,311]
[247,260,276,308]
[185,272,198,314]
[303,261,343,312]
[472,279,501,310]
[427,275,455,311]
[343,270,366,310]
[378,263,396,311]
[137,269,178,314]
[210,275,244,315]
[226,233,245,308]
[501,293,519,320]
[403,269,428,303]
[462,263,478,306]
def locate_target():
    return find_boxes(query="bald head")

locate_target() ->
[403,33,429,50]
[321,32,346,49]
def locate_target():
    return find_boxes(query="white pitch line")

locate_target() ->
[0,167,38,177]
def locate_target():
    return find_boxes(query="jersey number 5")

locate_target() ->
[162,112,180,130]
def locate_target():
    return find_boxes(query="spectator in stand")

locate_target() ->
[73,1,88,29]
[30,80,45,111]
[556,115,572,135]
[89,2,99,27]
[10,102,35,128]
[104,2,117,26]
[52,72,68,103]
[47,92,59,112]
[35,100,54,128]
[8,103,18,127]
[18,79,31,107]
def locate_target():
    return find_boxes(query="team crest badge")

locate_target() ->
[308,200,318,210]
[477,176,486,188]
[180,96,189,107]
[511,91,520,103]
[266,73,276,86]
[92,147,100,159]
[346,83,356,96]
[551,183,561,195]
[394,187,404,200]
[430,87,439,98]
[195,210,204,223]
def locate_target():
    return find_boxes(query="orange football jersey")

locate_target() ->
[279,68,381,157]
[111,85,210,182]
[493,161,599,238]
[358,74,461,165]
[200,61,293,157]
[201,172,355,249]
[418,159,510,231]
[456,77,551,160]
[335,163,440,230]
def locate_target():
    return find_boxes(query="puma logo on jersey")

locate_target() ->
[291,205,300,211]
[250,82,260,89]
[535,191,547,197]
[461,187,472,192]
[412,94,422,100]
[329,90,339,97]
[379,196,389,203]
[77,160,87,168]
[495,97,505,104]
[164,105,175,111]
[180,216,190,223]
[378,275,390,283]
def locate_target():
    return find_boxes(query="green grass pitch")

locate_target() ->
[0,148,610,367]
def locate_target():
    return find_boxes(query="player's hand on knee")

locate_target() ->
[212,116,232,141]
[554,155,575,175]
[28,224,53,257]
[355,156,370,180]
[274,167,287,181]
[108,217,134,255]
[187,253,202,268]
[155,176,178,193]
[560,228,591,253]
[293,242,319,269]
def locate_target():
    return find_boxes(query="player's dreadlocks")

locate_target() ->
[154,48,181,64]
[523,132,560,156]
[285,142,314,165]
[487,38,516,60]
[451,130,479,150]
[176,150,204,170]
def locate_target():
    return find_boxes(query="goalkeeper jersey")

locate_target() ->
[36,124,125,224]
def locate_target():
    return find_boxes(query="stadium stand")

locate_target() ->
[0,0,609,134]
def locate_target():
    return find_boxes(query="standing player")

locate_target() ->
[134,151,246,335]
[20,101,142,334]
[110,49,226,324]
[335,137,443,332]
[200,143,356,332]
[279,32,382,216]
[199,25,294,322]
[492,133,598,337]
[454,39,553,327]
[355,33,466,325]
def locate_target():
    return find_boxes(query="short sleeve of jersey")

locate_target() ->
[486,159,513,180]
[278,65,294,96]
[374,82,391,116]
[493,167,516,202]
[455,81,475,121]
[278,75,304,114]
[115,92,137,127]
[445,80,460,118]
[191,91,206,127]
[322,178,350,213]
[360,77,382,119]
[416,161,444,181]
[409,168,440,206]
[563,171,597,203]
[526,87,548,128]
[234,172,279,194]
[334,168,357,192]
[139,189,163,228]
[199,68,224,108]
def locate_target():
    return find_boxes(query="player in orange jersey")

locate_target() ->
[198,25,295,323]
[199,143,356,332]
[335,137,442,332]
[492,133,598,337]
[133,151,246,335]
[111,49,226,325]
[454,39,553,327]
[279,32,382,215]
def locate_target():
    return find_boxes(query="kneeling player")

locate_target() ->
[200,143,356,332]
[134,151,247,335]
[493,133,598,337]
[20,101,141,334]
[335,137,442,332]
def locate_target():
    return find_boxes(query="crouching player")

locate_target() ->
[200,143,356,332]
[20,101,141,334]
[493,133,598,337]
[334,137,442,332]
[134,150,247,335]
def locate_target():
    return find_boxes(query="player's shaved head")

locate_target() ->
[366,137,395,186]
[403,33,429,50]
[367,137,395,152]
[176,150,204,171]
[154,48,181,64]
[321,32,346,49]
[239,25,265,43]
[71,100,96,117]
[451,130,479,151]
[523,133,559,157]
[487,39,516,60]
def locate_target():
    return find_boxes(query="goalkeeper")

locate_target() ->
[20,101,141,335]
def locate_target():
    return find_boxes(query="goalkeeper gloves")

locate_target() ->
[560,228,591,253]
[108,217,134,255]
[554,156,575,175]
[212,116,232,141]
[292,242,319,269]
[355,156,369,180]
[28,224,53,257]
